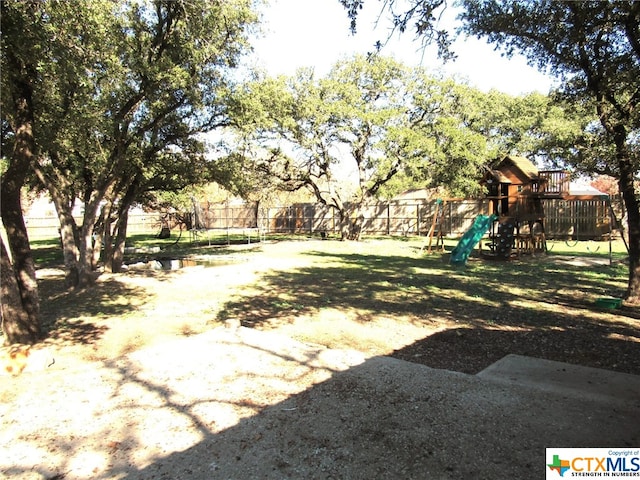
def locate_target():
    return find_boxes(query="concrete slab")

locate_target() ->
[477,353,640,405]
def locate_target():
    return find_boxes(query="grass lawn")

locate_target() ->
[30,234,638,375]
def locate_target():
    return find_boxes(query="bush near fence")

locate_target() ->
[24,196,623,241]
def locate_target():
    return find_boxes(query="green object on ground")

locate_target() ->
[595,297,622,309]
[450,214,498,265]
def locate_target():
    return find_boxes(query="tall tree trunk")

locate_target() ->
[96,197,116,272]
[77,213,98,289]
[104,176,139,273]
[102,218,115,272]
[0,80,41,344]
[350,208,365,241]
[339,203,365,241]
[1,235,40,344]
[92,208,106,270]
[72,185,114,289]
[109,209,130,273]
[615,131,640,303]
[34,165,82,288]
[56,203,80,288]
[338,208,350,241]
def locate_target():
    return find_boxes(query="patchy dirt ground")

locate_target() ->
[1,239,638,479]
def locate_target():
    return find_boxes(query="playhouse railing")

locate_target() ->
[535,170,570,197]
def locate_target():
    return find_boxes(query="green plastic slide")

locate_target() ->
[450,214,498,265]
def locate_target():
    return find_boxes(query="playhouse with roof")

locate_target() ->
[479,155,598,259]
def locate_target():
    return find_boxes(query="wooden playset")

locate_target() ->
[425,155,622,262]
[480,155,571,259]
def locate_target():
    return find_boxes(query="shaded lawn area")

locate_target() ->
[215,240,638,375]
[33,236,638,375]
[37,270,152,347]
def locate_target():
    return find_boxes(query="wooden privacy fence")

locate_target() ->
[191,197,617,239]
[24,196,620,240]
[187,199,486,237]
[543,198,613,240]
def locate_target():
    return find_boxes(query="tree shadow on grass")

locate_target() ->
[116,357,639,479]
[216,247,637,374]
[38,273,152,345]
[219,248,627,328]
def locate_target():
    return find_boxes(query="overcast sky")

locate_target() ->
[247,0,556,95]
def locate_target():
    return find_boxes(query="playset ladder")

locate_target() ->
[425,199,446,253]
